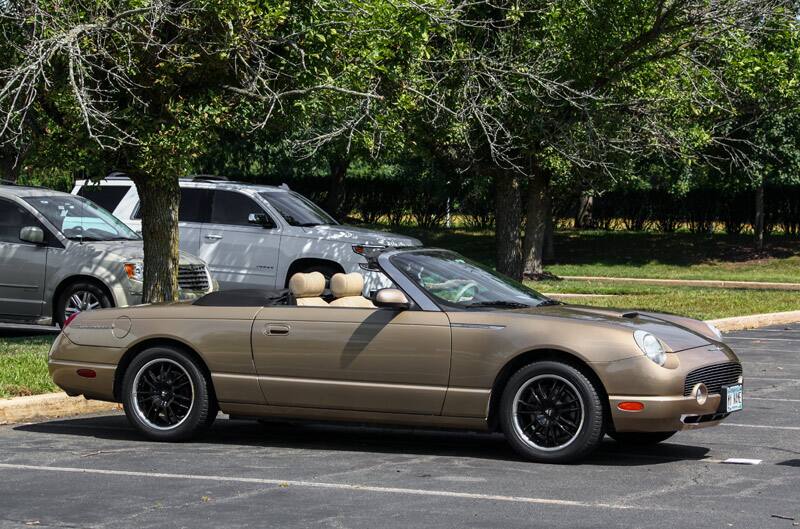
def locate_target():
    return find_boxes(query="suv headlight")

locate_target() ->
[633,330,667,366]
[124,261,144,285]
[705,322,723,341]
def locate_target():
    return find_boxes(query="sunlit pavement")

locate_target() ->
[0,325,798,528]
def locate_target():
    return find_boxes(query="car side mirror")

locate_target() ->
[248,213,275,229]
[372,288,410,310]
[19,226,44,244]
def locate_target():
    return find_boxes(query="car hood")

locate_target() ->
[526,305,713,352]
[72,240,206,266]
[299,225,422,247]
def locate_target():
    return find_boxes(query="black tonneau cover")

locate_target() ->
[193,289,291,307]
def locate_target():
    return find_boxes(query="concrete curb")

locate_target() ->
[561,276,800,291]
[707,310,800,332]
[0,392,119,425]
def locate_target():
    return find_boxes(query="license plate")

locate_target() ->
[724,384,743,412]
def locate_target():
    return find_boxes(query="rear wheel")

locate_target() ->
[55,280,112,327]
[122,346,217,441]
[608,431,677,445]
[500,361,605,463]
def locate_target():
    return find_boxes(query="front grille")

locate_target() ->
[178,264,209,291]
[683,362,742,396]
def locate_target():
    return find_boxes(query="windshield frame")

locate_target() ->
[23,195,141,242]
[258,190,338,227]
[387,249,554,311]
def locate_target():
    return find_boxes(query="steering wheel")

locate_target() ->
[454,281,479,302]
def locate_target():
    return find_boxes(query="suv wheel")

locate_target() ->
[55,280,112,327]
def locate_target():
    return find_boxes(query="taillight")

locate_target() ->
[63,313,79,329]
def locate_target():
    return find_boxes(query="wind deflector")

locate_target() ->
[193,289,291,307]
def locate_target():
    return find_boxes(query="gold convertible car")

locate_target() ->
[49,248,743,463]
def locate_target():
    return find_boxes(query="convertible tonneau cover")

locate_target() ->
[193,289,291,307]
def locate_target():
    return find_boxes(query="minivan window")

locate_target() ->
[211,190,269,226]
[76,185,130,212]
[259,191,337,227]
[24,195,140,241]
[0,199,43,244]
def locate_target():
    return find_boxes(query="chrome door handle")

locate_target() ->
[204,234,223,240]
[264,324,290,336]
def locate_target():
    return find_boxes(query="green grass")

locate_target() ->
[0,336,58,398]
[532,280,800,320]
[382,225,800,283]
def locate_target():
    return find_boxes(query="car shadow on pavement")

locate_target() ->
[16,414,710,466]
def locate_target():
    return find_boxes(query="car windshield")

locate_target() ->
[390,250,554,309]
[259,191,338,227]
[24,195,140,241]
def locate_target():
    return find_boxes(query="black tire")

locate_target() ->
[55,280,113,327]
[608,431,677,445]
[499,361,605,463]
[122,346,217,441]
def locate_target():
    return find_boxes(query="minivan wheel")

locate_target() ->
[500,361,605,463]
[122,346,217,441]
[55,280,112,327]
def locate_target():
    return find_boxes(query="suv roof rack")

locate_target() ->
[190,175,229,182]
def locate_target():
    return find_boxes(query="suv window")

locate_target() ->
[211,190,270,226]
[76,185,130,212]
[0,198,45,244]
[132,188,212,223]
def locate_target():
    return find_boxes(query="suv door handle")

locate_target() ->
[264,324,290,336]
[204,234,223,240]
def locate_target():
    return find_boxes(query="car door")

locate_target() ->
[251,306,452,415]
[0,198,48,318]
[199,190,281,289]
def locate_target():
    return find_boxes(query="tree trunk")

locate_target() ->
[132,175,181,303]
[754,180,765,252]
[326,155,350,220]
[575,193,593,228]
[495,170,524,280]
[523,170,550,277]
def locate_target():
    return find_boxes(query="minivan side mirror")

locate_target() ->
[372,288,410,310]
[248,213,275,229]
[19,226,44,244]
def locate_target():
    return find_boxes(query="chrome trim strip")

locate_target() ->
[450,323,506,331]
[377,251,441,312]
[257,375,446,392]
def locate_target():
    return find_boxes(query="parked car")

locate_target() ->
[72,175,422,292]
[49,247,742,463]
[0,184,213,326]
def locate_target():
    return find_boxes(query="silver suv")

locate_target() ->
[73,175,421,293]
[0,184,213,326]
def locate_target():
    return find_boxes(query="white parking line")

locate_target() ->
[745,376,800,381]
[0,463,635,510]
[725,337,800,342]
[722,423,800,431]
[748,397,800,403]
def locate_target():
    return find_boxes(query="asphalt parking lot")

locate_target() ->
[0,325,798,529]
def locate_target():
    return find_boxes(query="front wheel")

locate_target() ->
[122,346,217,441]
[608,431,677,445]
[500,361,605,463]
[55,281,112,327]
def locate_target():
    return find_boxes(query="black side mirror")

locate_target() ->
[248,213,275,229]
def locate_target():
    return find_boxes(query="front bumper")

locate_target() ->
[609,394,735,432]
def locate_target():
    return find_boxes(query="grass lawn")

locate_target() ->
[0,335,57,398]
[386,226,800,283]
[535,280,800,320]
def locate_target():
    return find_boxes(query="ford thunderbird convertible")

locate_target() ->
[48,248,743,463]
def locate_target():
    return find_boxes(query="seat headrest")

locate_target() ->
[330,273,364,298]
[289,272,326,298]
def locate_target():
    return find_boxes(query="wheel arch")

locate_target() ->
[486,348,610,432]
[283,258,345,286]
[113,337,217,405]
[52,275,115,320]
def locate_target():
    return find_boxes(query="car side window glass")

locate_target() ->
[210,190,271,227]
[132,188,212,222]
[0,198,43,244]
[76,185,130,212]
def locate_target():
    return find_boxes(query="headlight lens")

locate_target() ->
[633,330,667,366]
[705,322,723,341]
[124,261,144,282]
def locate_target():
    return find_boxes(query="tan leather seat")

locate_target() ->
[329,273,376,308]
[289,272,328,306]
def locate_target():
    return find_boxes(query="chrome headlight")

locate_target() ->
[705,322,723,341]
[633,330,667,366]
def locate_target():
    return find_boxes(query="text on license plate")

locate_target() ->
[725,384,743,412]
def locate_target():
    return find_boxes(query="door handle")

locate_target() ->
[204,234,223,240]
[264,323,290,336]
